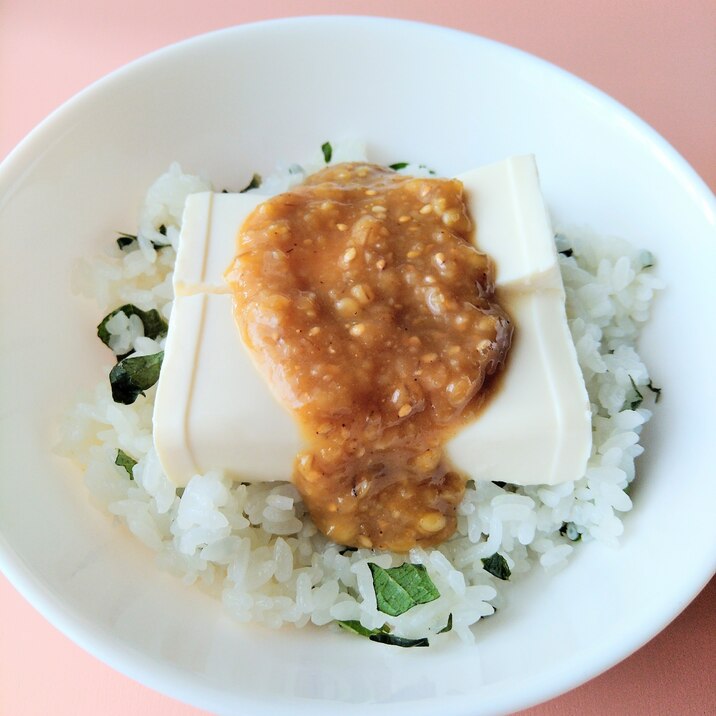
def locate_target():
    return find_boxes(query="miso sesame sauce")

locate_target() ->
[227,163,512,552]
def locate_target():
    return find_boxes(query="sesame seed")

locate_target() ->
[442,208,461,225]
[406,250,421,259]
[308,326,321,336]
[336,223,348,231]
[398,215,411,223]
[419,204,432,215]
[350,284,374,304]
[398,404,412,418]
[371,205,387,213]
[350,323,366,337]
[336,297,359,316]
[343,247,357,262]
[375,258,386,270]
[419,512,446,533]
[365,189,377,196]
[435,252,446,265]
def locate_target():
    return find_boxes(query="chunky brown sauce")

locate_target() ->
[226,163,512,552]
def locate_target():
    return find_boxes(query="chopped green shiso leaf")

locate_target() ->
[639,249,655,269]
[628,375,644,410]
[438,613,453,634]
[647,379,662,403]
[368,632,429,648]
[389,162,409,171]
[368,562,440,617]
[240,174,262,193]
[337,620,390,638]
[116,226,168,251]
[109,351,164,405]
[115,449,137,478]
[116,232,137,250]
[481,553,511,580]
[97,304,168,357]
[321,141,333,163]
[626,375,661,410]
[337,621,429,648]
[559,522,582,541]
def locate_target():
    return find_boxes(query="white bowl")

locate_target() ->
[0,16,714,716]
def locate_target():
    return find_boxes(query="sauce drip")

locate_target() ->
[226,163,512,551]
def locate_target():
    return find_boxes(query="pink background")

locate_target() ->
[1,1,714,714]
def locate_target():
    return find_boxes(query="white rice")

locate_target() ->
[63,148,662,643]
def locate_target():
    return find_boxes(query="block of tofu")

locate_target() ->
[459,157,564,293]
[173,192,266,296]
[154,292,303,486]
[153,155,592,487]
[446,290,592,485]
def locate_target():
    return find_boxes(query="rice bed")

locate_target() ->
[63,153,661,644]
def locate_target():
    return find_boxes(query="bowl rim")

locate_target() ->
[1,14,715,716]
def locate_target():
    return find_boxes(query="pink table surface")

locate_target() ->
[1,2,714,715]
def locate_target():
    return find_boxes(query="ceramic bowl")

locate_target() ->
[1,16,714,716]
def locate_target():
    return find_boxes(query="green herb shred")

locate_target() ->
[337,620,390,638]
[109,351,164,405]
[368,632,429,648]
[337,621,429,648]
[116,229,169,251]
[151,224,170,248]
[115,449,137,478]
[481,553,511,580]
[628,375,644,410]
[321,141,333,163]
[116,232,138,250]
[438,613,453,634]
[559,522,582,541]
[368,562,440,617]
[639,249,655,269]
[97,304,168,357]
[240,173,262,193]
[389,162,409,171]
[647,379,662,403]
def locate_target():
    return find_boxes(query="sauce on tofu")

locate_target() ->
[226,163,512,551]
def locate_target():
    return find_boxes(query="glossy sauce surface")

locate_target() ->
[226,163,512,551]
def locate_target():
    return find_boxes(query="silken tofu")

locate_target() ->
[153,156,592,488]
